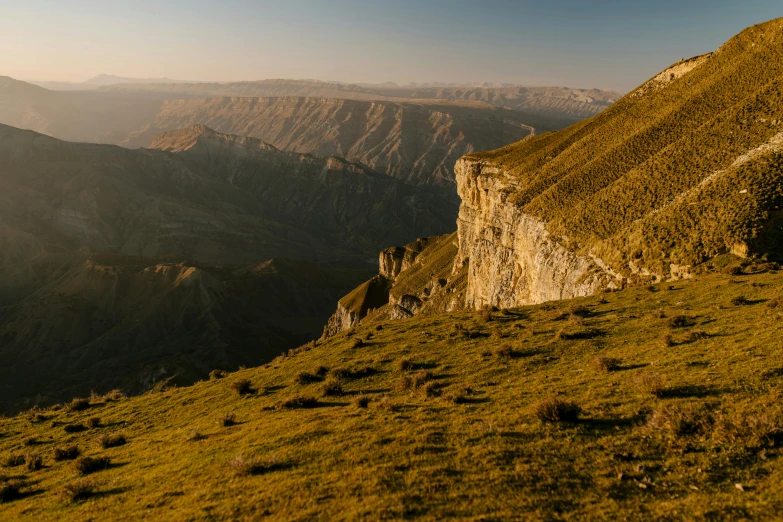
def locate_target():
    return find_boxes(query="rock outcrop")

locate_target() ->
[454,158,621,309]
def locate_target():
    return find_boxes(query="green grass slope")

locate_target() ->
[2,259,782,520]
[469,18,783,275]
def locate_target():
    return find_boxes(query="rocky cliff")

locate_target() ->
[454,158,621,309]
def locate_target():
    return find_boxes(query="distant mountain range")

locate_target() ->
[29,74,196,91]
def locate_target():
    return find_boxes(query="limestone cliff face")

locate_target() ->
[454,158,621,309]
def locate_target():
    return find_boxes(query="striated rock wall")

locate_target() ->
[454,158,621,309]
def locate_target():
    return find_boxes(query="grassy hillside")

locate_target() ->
[2,259,782,520]
[469,18,783,275]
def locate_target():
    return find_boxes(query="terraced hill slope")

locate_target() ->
[122,97,543,188]
[454,18,783,309]
[1,262,782,520]
[100,79,621,121]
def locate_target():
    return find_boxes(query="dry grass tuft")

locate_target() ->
[535,399,582,423]
[229,379,255,396]
[53,446,80,461]
[67,398,90,412]
[96,433,126,449]
[593,357,622,372]
[321,378,344,397]
[61,478,97,502]
[279,396,319,410]
[635,373,667,397]
[74,456,111,475]
[0,478,24,503]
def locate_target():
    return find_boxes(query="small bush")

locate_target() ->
[397,358,414,371]
[647,404,713,436]
[353,395,371,408]
[295,372,322,384]
[4,454,25,467]
[479,304,494,323]
[25,453,43,472]
[731,296,750,306]
[668,315,690,328]
[53,446,80,461]
[420,381,441,398]
[351,338,365,349]
[62,478,96,502]
[683,330,709,343]
[187,430,205,442]
[229,379,255,396]
[279,395,319,409]
[218,414,237,427]
[0,479,24,503]
[768,297,782,309]
[593,357,621,372]
[226,455,282,476]
[661,333,675,347]
[494,344,515,359]
[635,373,666,397]
[535,399,582,423]
[64,423,88,433]
[104,389,126,402]
[96,433,126,449]
[209,369,228,380]
[22,436,37,446]
[68,398,90,412]
[570,305,591,317]
[321,379,344,397]
[86,417,101,429]
[724,266,744,276]
[74,456,111,475]
[556,327,603,340]
[443,385,473,404]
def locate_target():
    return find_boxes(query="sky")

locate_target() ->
[0,0,780,92]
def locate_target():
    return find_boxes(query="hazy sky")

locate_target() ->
[1,0,780,92]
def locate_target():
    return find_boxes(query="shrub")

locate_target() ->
[593,357,622,372]
[351,338,365,349]
[535,399,582,423]
[53,446,80,461]
[279,396,319,409]
[731,296,750,306]
[635,373,666,397]
[74,456,111,475]
[479,304,494,323]
[187,430,206,442]
[647,404,713,436]
[494,344,515,359]
[209,369,228,380]
[25,453,43,472]
[226,455,282,476]
[714,412,783,448]
[68,398,90,412]
[570,305,591,317]
[0,479,24,503]
[4,454,25,467]
[443,385,473,404]
[321,379,344,397]
[668,315,690,328]
[96,433,126,449]
[64,423,88,433]
[683,330,709,343]
[22,436,37,446]
[724,266,744,276]
[86,417,101,429]
[661,334,675,347]
[420,381,441,398]
[295,372,322,385]
[62,478,96,502]
[218,414,237,427]
[556,327,603,340]
[229,379,254,396]
[104,389,126,402]
[397,358,414,371]
[768,297,782,309]
[353,395,371,408]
